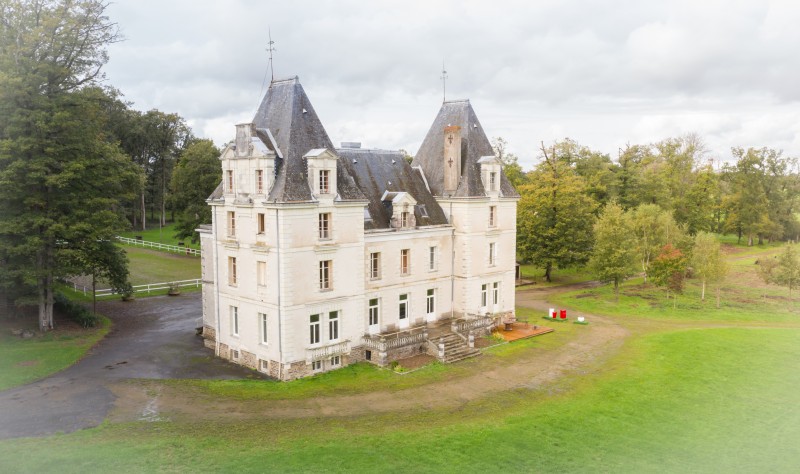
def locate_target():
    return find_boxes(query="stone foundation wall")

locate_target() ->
[240,350,257,370]
[203,325,216,342]
[218,342,230,359]
[284,360,312,380]
[204,339,215,349]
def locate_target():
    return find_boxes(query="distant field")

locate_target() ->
[119,223,200,250]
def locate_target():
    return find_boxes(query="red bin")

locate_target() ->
[551,311,557,319]
[560,309,567,319]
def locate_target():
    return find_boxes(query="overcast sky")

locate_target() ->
[103,0,800,169]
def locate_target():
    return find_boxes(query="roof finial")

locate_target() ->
[267,27,277,82]
[440,61,448,103]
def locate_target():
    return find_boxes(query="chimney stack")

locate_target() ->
[443,125,462,194]
[235,123,255,157]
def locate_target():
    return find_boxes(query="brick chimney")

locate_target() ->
[443,125,461,194]
[235,123,255,157]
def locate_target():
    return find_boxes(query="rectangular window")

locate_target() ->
[489,242,497,266]
[428,246,437,271]
[330,355,341,367]
[329,311,339,341]
[257,261,267,287]
[230,306,238,336]
[426,289,435,315]
[489,172,497,191]
[400,211,409,228]
[312,360,322,371]
[489,206,497,227]
[400,249,410,275]
[227,211,236,237]
[368,298,379,326]
[481,283,488,307]
[319,169,330,194]
[399,293,408,320]
[259,312,268,344]
[309,314,321,344]
[256,169,264,194]
[257,213,265,234]
[319,260,332,290]
[228,257,237,285]
[493,282,500,305]
[319,213,331,240]
[227,170,234,192]
[370,252,381,279]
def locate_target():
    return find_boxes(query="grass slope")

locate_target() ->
[119,223,200,250]
[1,328,797,472]
[0,316,109,391]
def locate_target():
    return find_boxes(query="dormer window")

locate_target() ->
[489,172,497,192]
[256,169,264,194]
[400,211,410,228]
[227,170,234,193]
[319,169,330,194]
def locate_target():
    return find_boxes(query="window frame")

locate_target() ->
[309,314,321,345]
[319,260,332,290]
[428,246,437,271]
[257,260,267,287]
[226,170,234,192]
[492,281,500,306]
[256,169,264,194]
[489,242,497,266]
[259,312,268,345]
[489,205,497,227]
[481,283,488,308]
[230,306,239,336]
[426,288,435,315]
[318,212,331,240]
[227,211,236,237]
[489,171,497,191]
[400,249,410,275]
[228,256,237,286]
[257,212,266,235]
[368,298,380,326]
[328,311,339,341]
[369,252,381,280]
[399,293,409,320]
[319,169,330,194]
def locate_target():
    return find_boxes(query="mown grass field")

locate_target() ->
[119,222,200,250]
[2,235,799,472]
[0,316,109,391]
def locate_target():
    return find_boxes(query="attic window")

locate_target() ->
[417,205,429,218]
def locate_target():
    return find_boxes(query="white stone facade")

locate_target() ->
[199,80,518,380]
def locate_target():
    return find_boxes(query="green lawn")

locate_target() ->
[518,264,595,287]
[122,247,200,285]
[2,327,797,472]
[119,222,200,250]
[0,316,109,391]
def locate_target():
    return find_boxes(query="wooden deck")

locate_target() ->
[494,322,554,342]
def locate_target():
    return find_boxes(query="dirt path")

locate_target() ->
[108,282,629,423]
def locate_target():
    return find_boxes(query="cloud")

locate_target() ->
[103,0,800,165]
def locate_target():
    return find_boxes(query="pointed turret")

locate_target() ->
[253,76,364,202]
[412,100,519,198]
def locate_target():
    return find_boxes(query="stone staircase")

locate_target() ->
[430,332,481,364]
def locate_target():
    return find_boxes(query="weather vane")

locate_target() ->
[266,28,277,82]
[440,61,448,103]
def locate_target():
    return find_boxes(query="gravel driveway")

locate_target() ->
[0,293,264,439]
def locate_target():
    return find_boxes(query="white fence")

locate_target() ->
[69,279,202,297]
[116,236,200,256]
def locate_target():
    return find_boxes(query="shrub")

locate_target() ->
[54,292,98,328]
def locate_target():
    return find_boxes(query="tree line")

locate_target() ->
[0,0,220,330]
[500,134,800,302]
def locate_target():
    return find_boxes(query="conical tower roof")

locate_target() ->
[253,76,364,202]
[412,100,519,198]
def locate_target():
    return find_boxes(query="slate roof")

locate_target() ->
[252,77,365,202]
[336,148,449,230]
[412,100,519,198]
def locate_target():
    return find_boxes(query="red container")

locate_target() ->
[560,309,567,319]
[551,311,557,319]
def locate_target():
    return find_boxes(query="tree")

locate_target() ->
[491,137,528,188]
[691,232,728,307]
[650,244,688,309]
[629,204,667,283]
[757,256,779,300]
[588,201,637,300]
[517,143,596,282]
[170,139,221,243]
[773,244,800,302]
[0,0,140,330]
